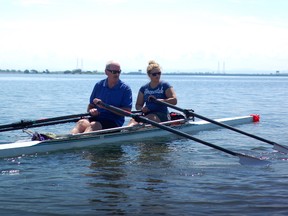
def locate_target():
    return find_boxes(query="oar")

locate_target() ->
[0,113,90,132]
[0,111,141,132]
[150,98,288,154]
[96,101,271,166]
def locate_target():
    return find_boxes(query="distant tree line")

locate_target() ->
[0,69,50,74]
[0,69,99,74]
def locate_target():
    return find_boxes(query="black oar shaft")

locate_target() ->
[151,98,281,147]
[140,115,239,156]
[192,113,277,145]
[98,101,270,166]
[0,117,81,132]
[0,111,142,132]
[99,101,238,157]
[0,113,90,132]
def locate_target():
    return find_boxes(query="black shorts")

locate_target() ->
[146,112,170,122]
[88,117,118,129]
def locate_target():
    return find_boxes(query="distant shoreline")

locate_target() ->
[0,68,288,77]
[0,71,287,76]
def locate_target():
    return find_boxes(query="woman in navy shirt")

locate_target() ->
[128,60,177,126]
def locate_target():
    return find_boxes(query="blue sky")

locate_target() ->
[1,0,288,73]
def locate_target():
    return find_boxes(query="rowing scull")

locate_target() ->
[0,115,257,158]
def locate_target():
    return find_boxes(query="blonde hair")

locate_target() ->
[147,60,161,73]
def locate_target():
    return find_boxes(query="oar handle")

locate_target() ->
[149,97,194,117]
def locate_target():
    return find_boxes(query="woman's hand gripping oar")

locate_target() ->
[150,98,288,154]
[96,101,271,166]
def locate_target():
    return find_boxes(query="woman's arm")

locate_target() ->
[163,87,177,105]
[135,91,145,111]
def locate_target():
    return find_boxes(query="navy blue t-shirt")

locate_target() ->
[139,81,171,113]
[90,78,132,126]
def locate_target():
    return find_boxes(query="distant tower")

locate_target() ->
[76,58,84,70]
[217,61,225,73]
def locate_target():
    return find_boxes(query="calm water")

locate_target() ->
[0,73,288,215]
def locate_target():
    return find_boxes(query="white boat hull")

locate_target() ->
[0,115,255,158]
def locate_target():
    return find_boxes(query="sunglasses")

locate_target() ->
[150,72,161,77]
[107,69,121,74]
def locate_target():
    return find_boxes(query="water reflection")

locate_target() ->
[136,141,172,160]
[84,145,127,180]
[82,141,175,214]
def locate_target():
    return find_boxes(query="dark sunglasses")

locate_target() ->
[107,69,121,74]
[150,72,161,77]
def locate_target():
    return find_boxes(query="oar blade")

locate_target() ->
[273,143,288,154]
[238,154,271,166]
